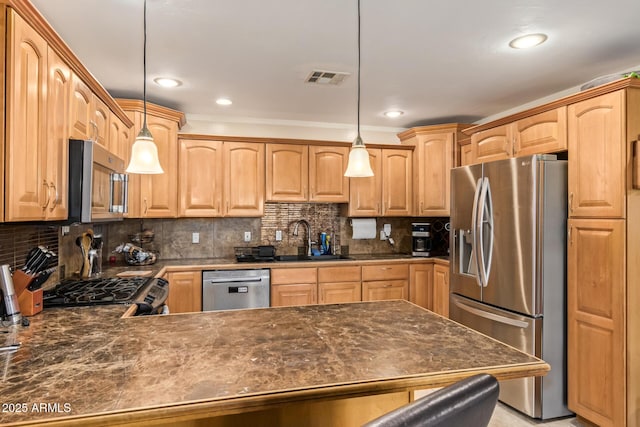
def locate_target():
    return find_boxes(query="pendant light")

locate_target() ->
[344,0,374,177]
[126,0,164,174]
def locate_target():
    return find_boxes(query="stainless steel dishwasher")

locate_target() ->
[202,269,270,311]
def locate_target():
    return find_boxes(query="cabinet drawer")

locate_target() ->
[271,267,317,285]
[362,264,408,281]
[318,266,361,283]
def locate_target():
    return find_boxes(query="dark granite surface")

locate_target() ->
[0,300,544,425]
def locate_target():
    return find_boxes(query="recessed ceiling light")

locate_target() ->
[509,33,548,49]
[153,77,181,88]
[216,98,233,106]
[384,110,404,118]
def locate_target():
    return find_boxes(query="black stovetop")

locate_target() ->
[43,276,150,307]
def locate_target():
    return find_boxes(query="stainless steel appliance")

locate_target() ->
[202,269,270,311]
[43,276,168,316]
[411,223,433,257]
[0,265,21,325]
[68,139,128,223]
[449,154,571,419]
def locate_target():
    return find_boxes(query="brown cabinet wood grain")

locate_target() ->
[318,266,361,304]
[513,107,567,157]
[568,91,625,218]
[224,142,265,216]
[165,270,203,314]
[179,139,223,217]
[266,144,308,202]
[309,146,349,202]
[347,149,382,216]
[362,280,408,301]
[432,264,450,318]
[69,72,92,140]
[471,125,511,164]
[567,218,625,427]
[91,95,109,147]
[271,267,317,307]
[409,263,433,310]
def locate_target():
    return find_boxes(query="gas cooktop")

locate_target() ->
[43,276,150,307]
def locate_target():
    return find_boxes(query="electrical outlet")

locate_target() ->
[244,231,251,242]
[192,232,200,244]
[275,230,283,241]
[383,224,391,235]
[61,226,70,236]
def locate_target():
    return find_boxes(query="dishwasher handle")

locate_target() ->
[204,277,265,284]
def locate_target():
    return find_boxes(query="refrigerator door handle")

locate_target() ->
[477,177,494,287]
[470,178,483,288]
[452,297,529,329]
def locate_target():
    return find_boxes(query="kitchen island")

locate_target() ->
[0,300,548,426]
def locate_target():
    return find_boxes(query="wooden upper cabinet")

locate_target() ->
[69,72,92,140]
[5,10,49,221]
[460,144,473,166]
[347,148,382,216]
[179,139,223,217]
[108,113,130,161]
[91,95,109,147]
[44,47,71,221]
[139,116,179,217]
[309,146,349,202]
[416,133,452,216]
[471,124,512,163]
[567,218,625,426]
[266,144,308,201]
[224,142,264,216]
[513,107,567,156]
[382,149,412,216]
[568,91,625,218]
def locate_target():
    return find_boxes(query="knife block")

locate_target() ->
[12,270,43,316]
[18,288,43,316]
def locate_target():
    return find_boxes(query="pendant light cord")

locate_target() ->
[142,0,148,129]
[356,0,361,140]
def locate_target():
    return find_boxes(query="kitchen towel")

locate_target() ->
[351,218,377,239]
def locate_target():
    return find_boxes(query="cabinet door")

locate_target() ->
[362,280,408,301]
[271,283,317,307]
[69,73,92,140]
[567,218,625,427]
[224,142,265,216]
[266,144,308,201]
[318,282,361,304]
[108,113,130,160]
[45,47,70,220]
[433,264,450,317]
[139,115,179,217]
[165,271,203,314]
[568,91,625,218]
[5,10,48,221]
[471,125,511,163]
[513,106,567,156]
[409,263,433,310]
[309,146,349,202]
[91,95,109,147]
[382,149,412,216]
[179,139,223,217]
[348,149,382,216]
[417,134,452,216]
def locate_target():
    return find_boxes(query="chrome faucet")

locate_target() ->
[292,219,314,256]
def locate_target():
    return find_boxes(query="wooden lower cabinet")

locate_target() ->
[567,218,625,427]
[318,266,361,304]
[362,280,408,301]
[165,270,203,314]
[271,268,317,307]
[409,263,433,310]
[433,264,450,318]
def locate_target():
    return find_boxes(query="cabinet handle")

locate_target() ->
[226,201,230,214]
[49,182,58,212]
[420,202,424,214]
[569,192,574,213]
[143,198,148,215]
[568,225,573,246]
[41,180,51,210]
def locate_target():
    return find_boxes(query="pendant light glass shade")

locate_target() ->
[344,135,373,177]
[344,0,374,178]
[126,0,164,174]
[126,127,164,174]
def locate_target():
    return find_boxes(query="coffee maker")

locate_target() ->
[411,223,433,257]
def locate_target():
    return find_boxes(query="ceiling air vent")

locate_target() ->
[305,70,350,85]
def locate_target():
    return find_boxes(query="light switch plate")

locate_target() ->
[275,230,283,241]
[192,232,200,244]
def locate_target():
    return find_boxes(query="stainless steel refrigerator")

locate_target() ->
[449,154,572,419]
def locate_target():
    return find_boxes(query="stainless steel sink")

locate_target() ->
[275,254,353,262]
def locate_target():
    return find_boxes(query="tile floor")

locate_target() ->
[489,403,583,427]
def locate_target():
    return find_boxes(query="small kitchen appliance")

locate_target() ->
[0,265,21,325]
[411,223,433,257]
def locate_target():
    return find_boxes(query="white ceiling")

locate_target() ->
[31,0,640,136]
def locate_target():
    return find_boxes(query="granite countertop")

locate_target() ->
[102,254,449,278]
[0,300,547,426]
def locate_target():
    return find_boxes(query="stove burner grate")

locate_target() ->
[43,276,150,307]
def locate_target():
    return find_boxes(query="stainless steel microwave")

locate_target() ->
[68,139,128,223]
